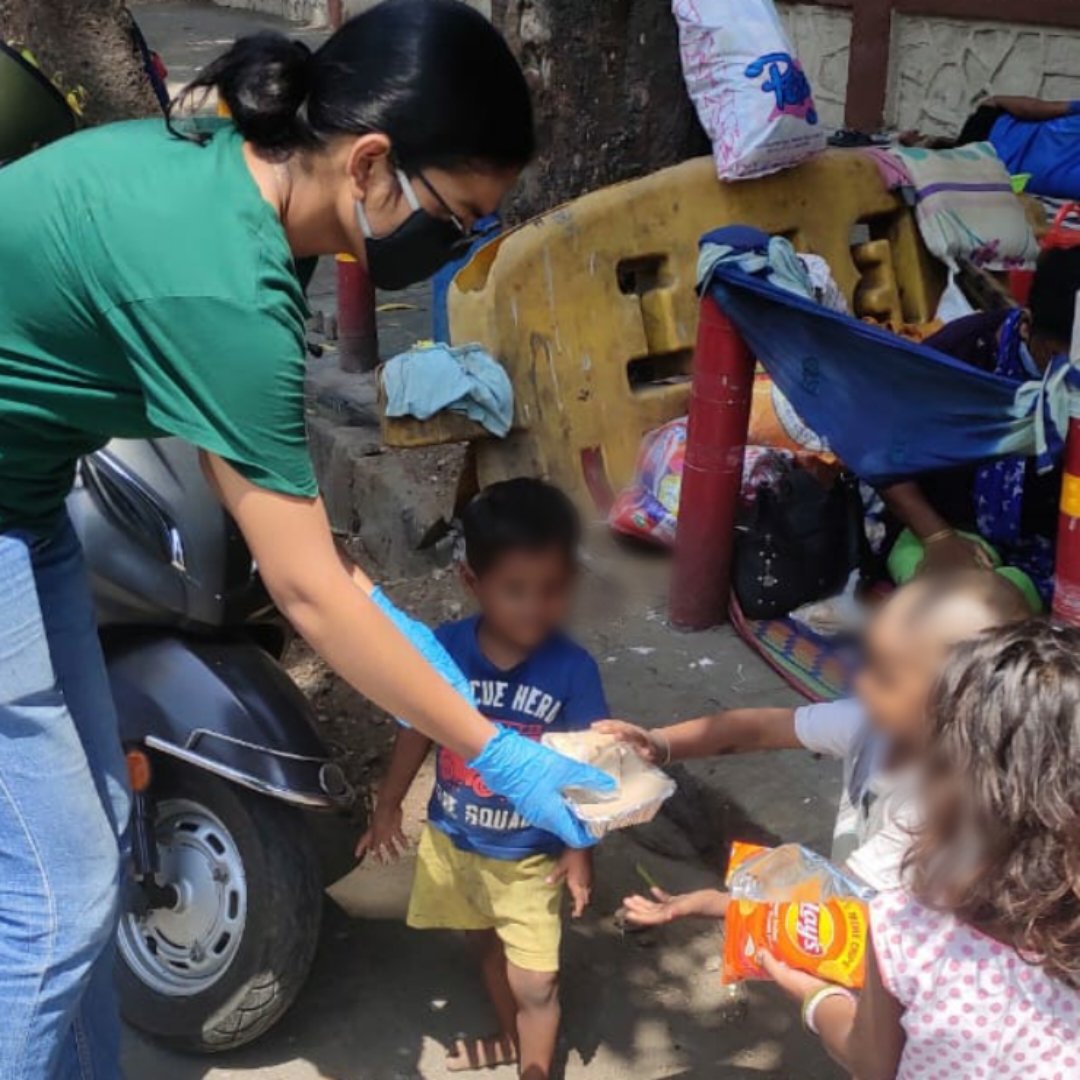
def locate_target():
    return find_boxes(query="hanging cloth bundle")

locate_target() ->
[698,227,1077,487]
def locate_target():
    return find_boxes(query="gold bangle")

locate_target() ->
[922,528,956,546]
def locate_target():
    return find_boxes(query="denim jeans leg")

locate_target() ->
[0,523,127,1080]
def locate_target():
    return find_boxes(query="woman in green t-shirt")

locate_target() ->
[0,3,611,1073]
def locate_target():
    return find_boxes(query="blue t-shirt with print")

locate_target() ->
[991,102,1080,199]
[428,615,609,860]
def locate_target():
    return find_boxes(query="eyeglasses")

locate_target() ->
[413,171,468,239]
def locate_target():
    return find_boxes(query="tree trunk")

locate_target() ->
[493,0,707,221]
[0,0,158,125]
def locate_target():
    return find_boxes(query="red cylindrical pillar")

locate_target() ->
[1052,414,1080,625]
[669,295,755,631]
[335,253,379,373]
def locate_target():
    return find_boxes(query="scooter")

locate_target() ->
[68,438,353,1052]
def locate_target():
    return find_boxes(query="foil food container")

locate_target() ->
[542,731,676,839]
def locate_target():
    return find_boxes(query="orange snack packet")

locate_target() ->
[721,896,869,989]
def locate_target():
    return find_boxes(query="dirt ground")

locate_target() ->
[124,528,844,1080]
[124,5,845,1078]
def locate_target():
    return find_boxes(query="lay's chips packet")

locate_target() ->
[720,842,874,989]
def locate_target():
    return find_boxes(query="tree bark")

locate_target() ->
[0,0,158,125]
[493,0,707,220]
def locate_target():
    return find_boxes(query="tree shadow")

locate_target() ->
[123,785,840,1080]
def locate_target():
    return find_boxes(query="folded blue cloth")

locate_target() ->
[382,342,514,437]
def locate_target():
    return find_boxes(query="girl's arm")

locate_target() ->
[760,935,905,1080]
[596,708,800,764]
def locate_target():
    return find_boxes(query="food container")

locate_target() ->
[541,731,676,839]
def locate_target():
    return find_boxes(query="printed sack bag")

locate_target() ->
[672,0,826,180]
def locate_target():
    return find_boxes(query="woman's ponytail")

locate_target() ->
[169,32,315,154]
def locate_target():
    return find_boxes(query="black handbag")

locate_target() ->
[733,469,864,620]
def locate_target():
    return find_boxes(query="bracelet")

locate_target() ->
[922,527,957,546]
[802,986,856,1035]
[650,731,673,766]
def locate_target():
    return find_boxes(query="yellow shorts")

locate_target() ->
[406,825,563,973]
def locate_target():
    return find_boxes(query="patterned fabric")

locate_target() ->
[973,311,1057,602]
[872,891,1080,1079]
[729,595,859,702]
[886,142,1039,270]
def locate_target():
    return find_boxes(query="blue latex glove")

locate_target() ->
[469,727,617,849]
[370,587,476,711]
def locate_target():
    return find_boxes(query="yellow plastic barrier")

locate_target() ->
[387,151,945,507]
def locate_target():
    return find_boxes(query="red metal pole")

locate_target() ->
[335,253,379,373]
[669,295,755,631]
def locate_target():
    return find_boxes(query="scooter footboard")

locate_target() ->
[104,633,352,809]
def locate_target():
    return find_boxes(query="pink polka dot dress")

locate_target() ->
[872,891,1080,1079]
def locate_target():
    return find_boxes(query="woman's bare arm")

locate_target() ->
[202,452,496,760]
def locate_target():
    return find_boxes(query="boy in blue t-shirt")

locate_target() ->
[356,479,608,1078]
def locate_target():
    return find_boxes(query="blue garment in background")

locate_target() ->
[382,341,514,437]
[991,102,1080,199]
[428,616,609,860]
[972,311,1058,602]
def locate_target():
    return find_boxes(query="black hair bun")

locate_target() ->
[194,32,314,153]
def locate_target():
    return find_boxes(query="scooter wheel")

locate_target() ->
[117,762,323,1052]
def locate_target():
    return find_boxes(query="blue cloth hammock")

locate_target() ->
[699,226,1076,486]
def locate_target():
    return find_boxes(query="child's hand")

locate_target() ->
[547,848,593,918]
[621,887,730,926]
[355,802,409,863]
[592,720,668,765]
[757,949,829,1003]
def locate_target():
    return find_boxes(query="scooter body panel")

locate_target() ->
[104,632,349,810]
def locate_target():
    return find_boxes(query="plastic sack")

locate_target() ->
[721,842,873,989]
[673,0,826,181]
[608,418,800,547]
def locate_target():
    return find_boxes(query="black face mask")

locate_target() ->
[356,169,472,291]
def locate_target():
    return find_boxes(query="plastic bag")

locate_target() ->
[721,843,873,989]
[673,0,826,181]
[608,418,801,547]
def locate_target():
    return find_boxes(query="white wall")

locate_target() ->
[214,0,329,24]
[779,2,852,131]
[888,14,1080,136]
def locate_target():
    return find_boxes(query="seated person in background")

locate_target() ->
[957,94,1080,198]
[355,479,608,1080]
[762,621,1080,1079]
[880,247,1080,610]
[599,571,1029,926]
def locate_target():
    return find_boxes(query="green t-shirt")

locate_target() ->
[0,118,318,531]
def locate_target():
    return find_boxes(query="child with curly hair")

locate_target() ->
[763,620,1080,1079]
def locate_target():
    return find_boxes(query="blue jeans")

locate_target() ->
[0,518,130,1079]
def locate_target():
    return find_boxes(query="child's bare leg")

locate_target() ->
[446,930,519,1071]
[506,963,560,1080]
